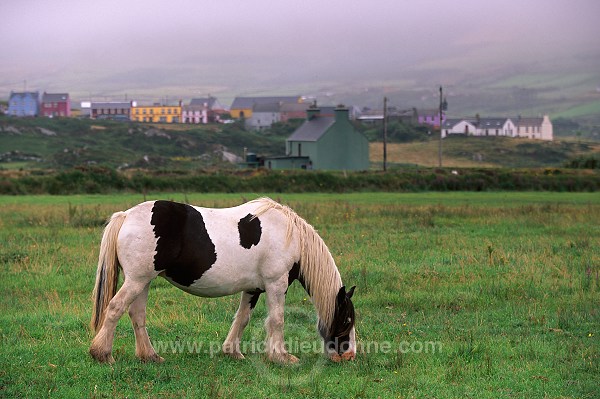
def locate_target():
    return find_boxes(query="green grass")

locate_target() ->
[553,100,600,120]
[0,193,598,398]
[373,136,600,168]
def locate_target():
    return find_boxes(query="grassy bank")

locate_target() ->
[0,192,598,398]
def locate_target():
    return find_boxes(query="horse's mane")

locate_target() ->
[251,197,342,331]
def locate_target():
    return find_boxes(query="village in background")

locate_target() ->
[2,90,557,171]
[3,91,553,139]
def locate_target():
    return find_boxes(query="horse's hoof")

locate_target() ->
[90,348,115,364]
[269,352,299,364]
[224,351,246,360]
[286,354,299,364]
[341,351,356,361]
[139,353,165,363]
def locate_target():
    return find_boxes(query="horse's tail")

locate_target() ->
[90,211,127,333]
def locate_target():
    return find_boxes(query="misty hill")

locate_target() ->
[314,55,600,126]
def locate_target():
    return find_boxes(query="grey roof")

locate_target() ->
[42,93,69,102]
[190,97,216,107]
[182,104,207,111]
[445,117,510,128]
[477,117,509,127]
[419,108,440,116]
[515,117,543,126]
[253,102,281,112]
[280,102,310,112]
[91,102,131,109]
[287,116,335,142]
[9,91,39,100]
[441,118,465,128]
[231,96,299,109]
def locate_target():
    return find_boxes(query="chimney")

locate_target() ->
[334,104,349,122]
[306,101,320,120]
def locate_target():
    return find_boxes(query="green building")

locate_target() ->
[265,105,369,170]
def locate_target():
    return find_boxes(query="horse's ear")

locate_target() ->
[346,286,356,299]
[337,286,346,303]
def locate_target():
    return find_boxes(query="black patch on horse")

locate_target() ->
[238,213,261,249]
[246,289,264,309]
[151,200,217,287]
[287,261,309,295]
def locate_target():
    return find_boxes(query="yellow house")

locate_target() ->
[131,102,182,123]
[229,96,302,119]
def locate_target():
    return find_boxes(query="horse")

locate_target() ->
[89,197,356,364]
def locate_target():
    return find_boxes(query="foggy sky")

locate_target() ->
[1,0,599,102]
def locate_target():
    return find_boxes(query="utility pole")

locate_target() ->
[383,96,388,171]
[438,86,443,168]
[438,87,448,168]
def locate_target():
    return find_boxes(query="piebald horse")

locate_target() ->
[89,197,356,364]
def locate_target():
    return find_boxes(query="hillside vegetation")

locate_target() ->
[0,116,293,170]
[1,116,598,171]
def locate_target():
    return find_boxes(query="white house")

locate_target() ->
[182,104,208,124]
[442,115,552,141]
[442,118,478,137]
[245,102,281,131]
[515,115,553,141]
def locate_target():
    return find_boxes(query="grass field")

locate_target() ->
[370,138,600,168]
[0,192,598,398]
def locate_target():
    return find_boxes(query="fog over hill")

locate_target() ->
[1,0,599,120]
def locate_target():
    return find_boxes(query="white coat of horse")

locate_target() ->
[89,197,356,364]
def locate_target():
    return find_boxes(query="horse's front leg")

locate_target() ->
[264,277,299,364]
[223,290,261,359]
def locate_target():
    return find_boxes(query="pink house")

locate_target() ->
[418,108,445,128]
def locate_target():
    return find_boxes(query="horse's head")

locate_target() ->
[320,285,356,362]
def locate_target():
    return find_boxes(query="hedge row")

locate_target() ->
[1,167,599,195]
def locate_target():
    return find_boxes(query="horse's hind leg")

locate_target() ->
[89,279,146,363]
[223,291,261,359]
[129,283,164,363]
